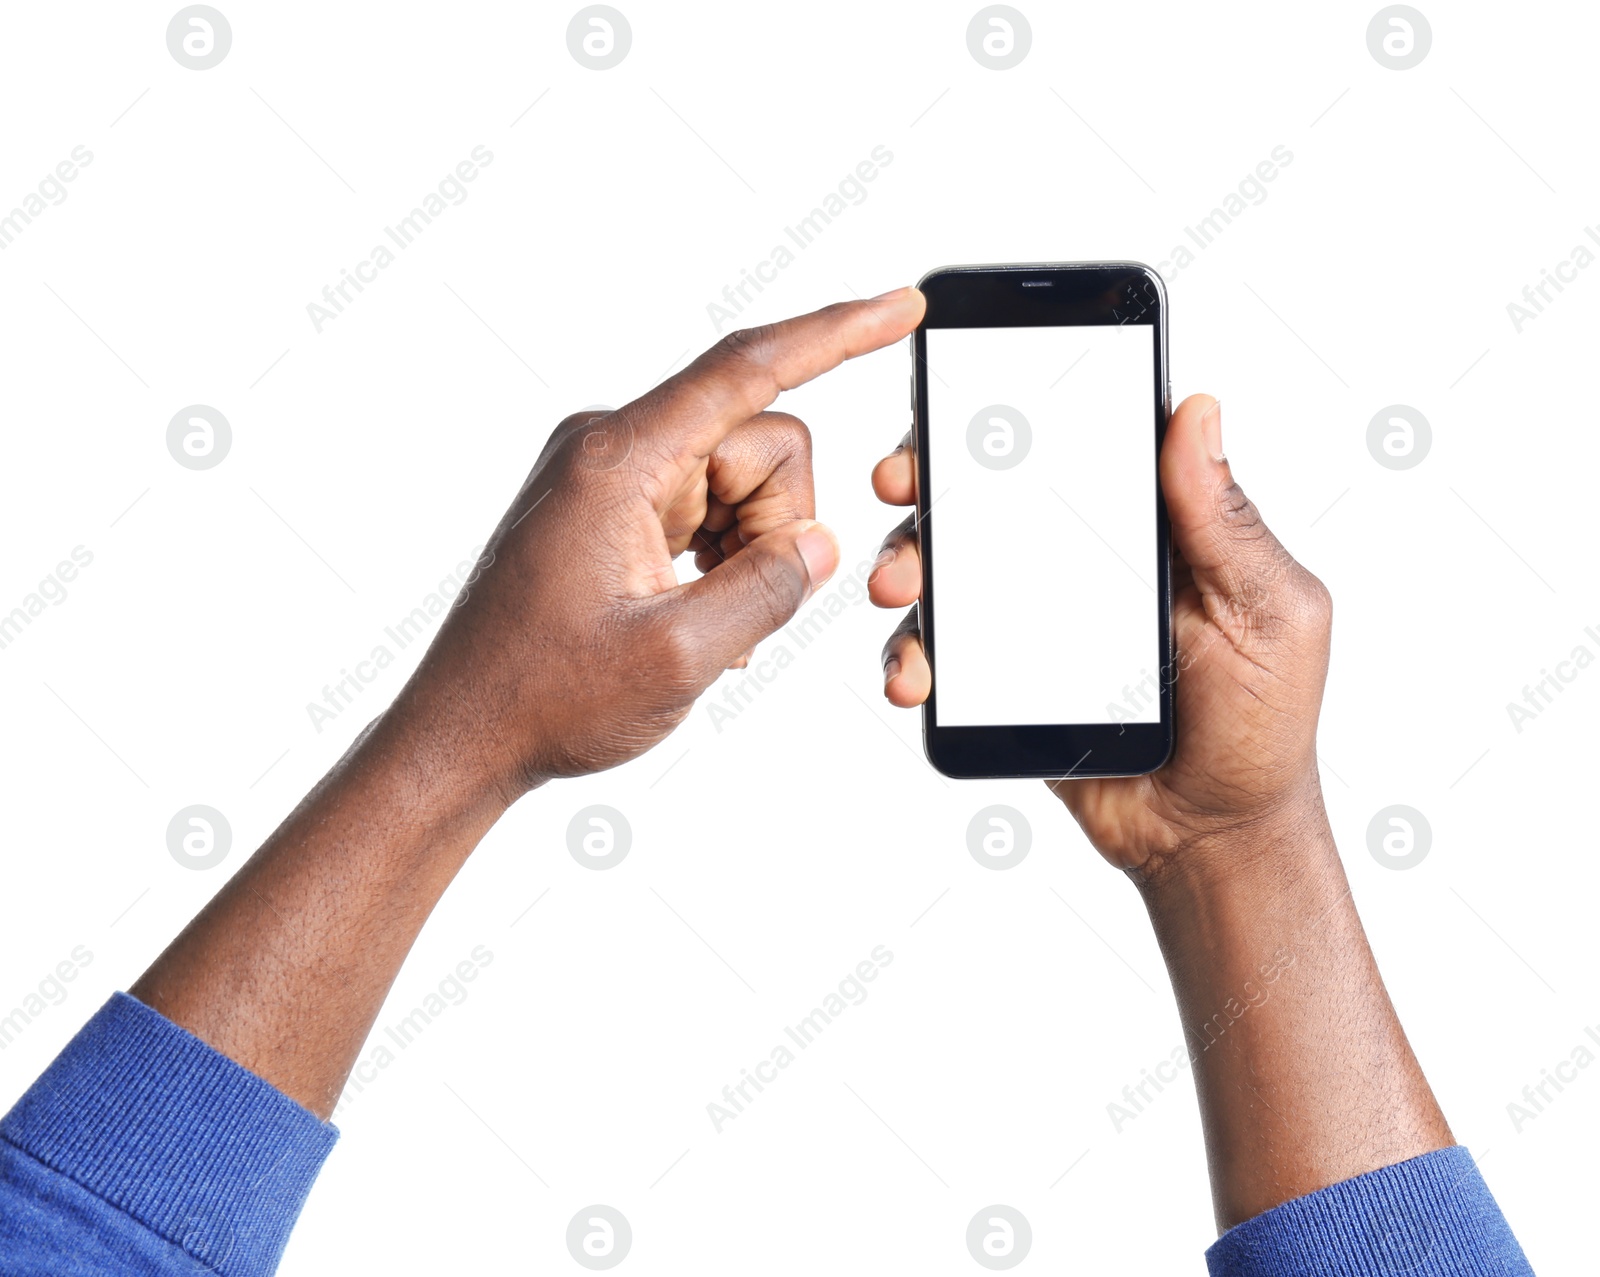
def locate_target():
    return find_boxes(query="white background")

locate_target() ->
[0,2,1595,1273]
[928,323,1159,726]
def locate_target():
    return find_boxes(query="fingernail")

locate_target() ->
[795,522,839,593]
[883,656,901,686]
[1201,399,1225,462]
[868,546,896,585]
[871,285,913,301]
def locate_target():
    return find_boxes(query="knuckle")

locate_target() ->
[878,513,917,552]
[881,628,909,666]
[556,408,609,434]
[761,410,812,455]
[1296,569,1334,631]
[748,545,805,617]
[545,409,641,487]
[550,410,617,462]
[649,615,705,692]
[881,608,921,665]
[1213,477,1297,600]
[718,323,779,369]
[1215,479,1266,541]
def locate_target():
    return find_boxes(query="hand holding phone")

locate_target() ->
[870,274,1334,874]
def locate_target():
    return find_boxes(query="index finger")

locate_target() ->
[624,287,926,469]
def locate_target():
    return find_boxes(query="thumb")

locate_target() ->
[664,519,840,681]
[1161,395,1294,618]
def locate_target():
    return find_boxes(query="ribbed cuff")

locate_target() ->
[0,992,337,1277]
[1206,1146,1534,1276]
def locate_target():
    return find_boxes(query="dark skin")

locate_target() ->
[131,290,920,1115]
[869,391,1453,1228]
[132,288,1452,1237]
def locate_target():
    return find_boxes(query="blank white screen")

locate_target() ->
[926,324,1160,727]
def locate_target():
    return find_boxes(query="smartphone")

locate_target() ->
[911,262,1174,780]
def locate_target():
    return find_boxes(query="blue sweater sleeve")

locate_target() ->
[1207,1146,1534,1276]
[0,992,337,1276]
[0,996,1535,1275]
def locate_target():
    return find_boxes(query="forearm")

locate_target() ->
[130,698,512,1119]
[123,296,915,1128]
[1137,793,1453,1231]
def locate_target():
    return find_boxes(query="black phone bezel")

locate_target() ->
[912,262,1175,780]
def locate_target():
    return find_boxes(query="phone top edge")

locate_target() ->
[915,262,1169,333]
[917,261,1168,289]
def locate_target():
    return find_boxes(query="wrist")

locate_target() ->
[1131,783,1354,979]
[1131,771,1334,900]
[344,700,521,845]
